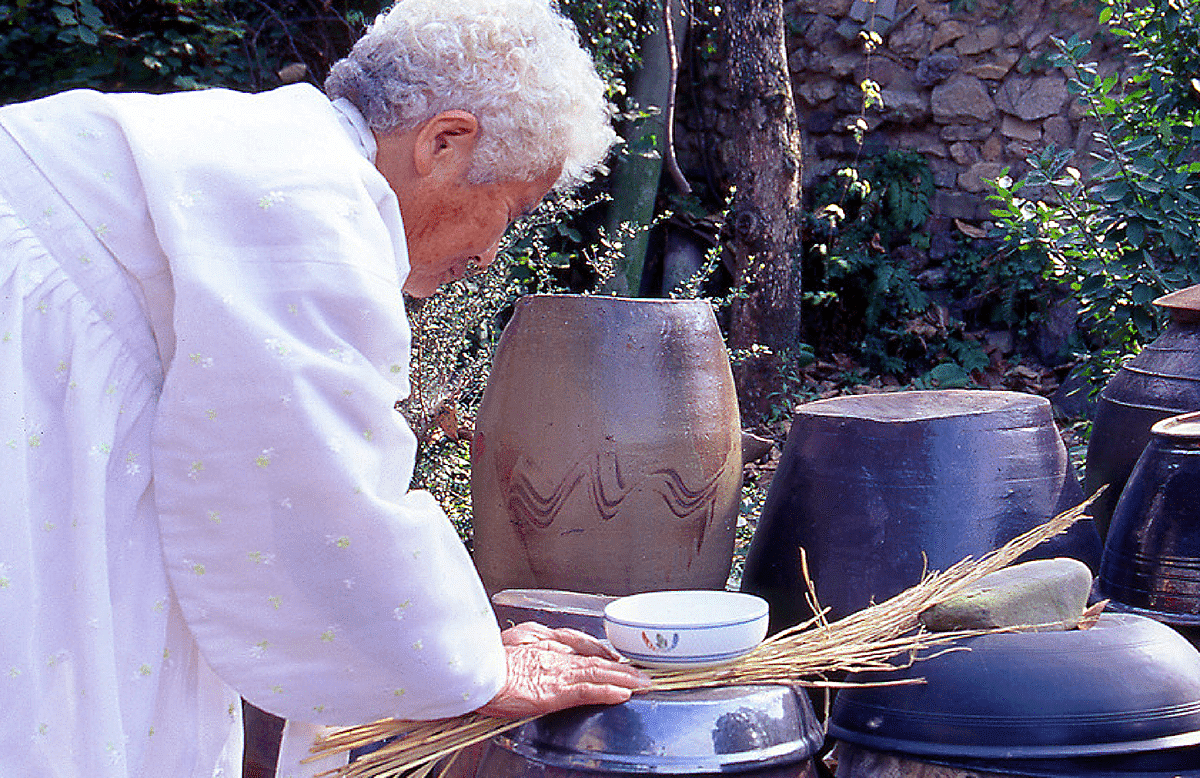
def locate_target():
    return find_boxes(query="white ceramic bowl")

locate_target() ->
[603,590,769,668]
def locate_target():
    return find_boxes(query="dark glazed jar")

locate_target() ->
[1085,285,1200,541]
[470,295,742,597]
[1099,411,1200,624]
[468,685,824,777]
[741,390,1100,631]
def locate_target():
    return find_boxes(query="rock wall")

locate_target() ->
[680,0,1118,225]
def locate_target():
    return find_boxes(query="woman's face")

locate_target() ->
[398,167,559,298]
[373,111,560,298]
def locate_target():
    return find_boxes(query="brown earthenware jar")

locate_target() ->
[1085,285,1200,540]
[470,294,742,597]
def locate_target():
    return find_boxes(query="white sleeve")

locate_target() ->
[148,150,505,726]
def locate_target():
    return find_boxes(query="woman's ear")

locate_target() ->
[412,110,480,178]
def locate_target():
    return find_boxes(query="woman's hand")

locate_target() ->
[475,622,651,719]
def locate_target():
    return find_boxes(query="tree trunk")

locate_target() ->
[600,0,690,296]
[717,0,805,420]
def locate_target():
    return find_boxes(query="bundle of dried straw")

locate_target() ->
[307,493,1098,778]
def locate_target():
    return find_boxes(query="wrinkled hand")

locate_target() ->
[476,622,651,719]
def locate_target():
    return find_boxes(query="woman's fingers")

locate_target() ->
[475,643,651,719]
[541,626,623,660]
[499,622,622,661]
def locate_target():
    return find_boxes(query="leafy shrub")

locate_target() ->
[987,0,1200,384]
[0,1,376,103]
[802,150,938,373]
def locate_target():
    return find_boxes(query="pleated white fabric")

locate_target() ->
[0,84,505,778]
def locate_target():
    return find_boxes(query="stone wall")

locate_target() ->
[680,0,1118,226]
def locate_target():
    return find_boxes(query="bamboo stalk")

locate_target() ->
[310,492,1100,778]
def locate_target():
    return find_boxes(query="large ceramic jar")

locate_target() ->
[1099,411,1200,625]
[1086,285,1200,540]
[467,685,824,778]
[470,295,742,597]
[741,390,1101,631]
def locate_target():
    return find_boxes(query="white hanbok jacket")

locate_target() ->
[0,84,505,778]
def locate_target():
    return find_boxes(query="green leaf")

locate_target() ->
[925,362,971,389]
[1132,282,1158,305]
[1127,220,1145,246]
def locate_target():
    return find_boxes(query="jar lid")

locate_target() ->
[493,684,823,774]
[1151,410,1200,438]
[1153,285,1200,314]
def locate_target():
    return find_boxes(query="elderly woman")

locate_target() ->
[0,0,649,776]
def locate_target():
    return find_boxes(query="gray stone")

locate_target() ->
[788,48,810,73]
[889,20,932,58]
[836,83,867,112]
[931,75,996,123]
[831,53,861,77]
[923,2,950,25]
[920,557,1093,631]
[804,158,842,185]
[966,49,1020,81]
[1006,140,1037,162]
[805,110,839,134]
[959,161,1006,193]
[880,87,931,122]
[1046,116,1075,148]
[806,51,834,76]
[811,0,854,16]
[930,19,969,51]
[835,18,863,41]
[797,78,839,106]
[996,75,1069,121]
[854,0,902,35]
[871,58,918,89]
[949,141,980,165]
[981,133,1005,161]
[803,14,839,48]
[956,25,1003,55]
[1025,25,1054,50]
[929,158,960,188]
[941,123,992,142]
[928,231,960,262]
[915,52,962,86]
[1016,75,1069,121]
[1034,295,1081,365]
[850,0,896,22]
[895,131,948,158]
[1051,368,1096,420]
[1001,114,1042,143]
[994,76,1022,116]
[932,189,984,219]
[741,431,774,463]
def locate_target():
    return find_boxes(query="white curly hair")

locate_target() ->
[325,0,616,189]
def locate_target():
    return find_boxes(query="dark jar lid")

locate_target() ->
[492,684,824,774]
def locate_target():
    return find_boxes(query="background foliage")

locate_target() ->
[988,0,1200,383]
[0,0,379,102]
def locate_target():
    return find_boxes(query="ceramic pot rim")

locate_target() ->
[1153,285,1200,314]
[1150,410,1200,439]
[795,388,1050,423]
[519,293,710,307]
